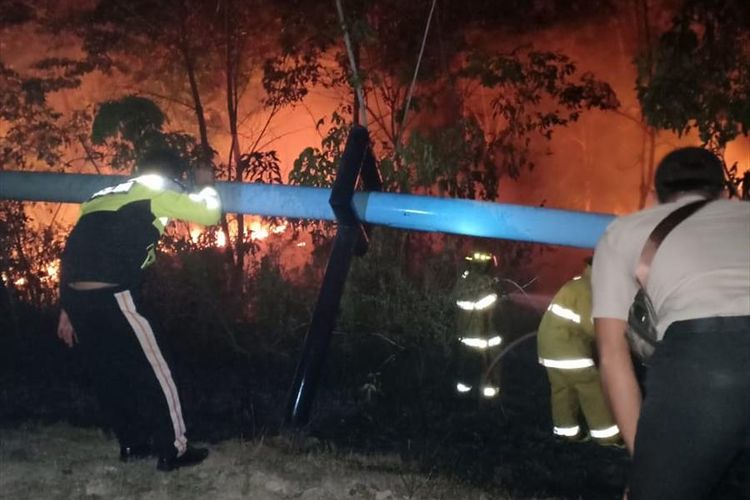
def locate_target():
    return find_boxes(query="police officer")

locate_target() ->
[537,259,621,445]
[56,149,220,471]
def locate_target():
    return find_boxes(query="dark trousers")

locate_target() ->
[630,316,750,500]
[61,286,187,458]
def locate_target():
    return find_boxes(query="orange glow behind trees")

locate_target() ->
[1,0,749,303]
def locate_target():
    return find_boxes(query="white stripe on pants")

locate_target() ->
[114,290,187,455]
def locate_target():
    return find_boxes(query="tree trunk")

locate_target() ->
[225,0,246,297]
[178,8,212,169]
[634,0,657,208]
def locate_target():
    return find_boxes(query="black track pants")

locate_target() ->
[61,286,187,458]
[629,316,750,500]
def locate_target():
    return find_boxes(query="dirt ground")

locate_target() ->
[0,423,546,500]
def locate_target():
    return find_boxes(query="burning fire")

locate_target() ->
[189,219,289,247]
[46,261,59,281]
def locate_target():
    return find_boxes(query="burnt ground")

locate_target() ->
[1,307,747,499]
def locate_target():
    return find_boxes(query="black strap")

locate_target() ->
[635,199,710,287]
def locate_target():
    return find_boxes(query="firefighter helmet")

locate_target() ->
[464,248,496,272]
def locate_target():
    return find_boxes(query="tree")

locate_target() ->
[636,0,750,153]
[0,3,83,309]
[90,95,200,176]
[45,0,318,297]
[285,1,619,200]
[282,1,618,296]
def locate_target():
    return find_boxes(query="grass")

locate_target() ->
[0,423,548,500]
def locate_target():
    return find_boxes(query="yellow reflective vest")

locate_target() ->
[61,175,221,289]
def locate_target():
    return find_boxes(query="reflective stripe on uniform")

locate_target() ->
[538,357,595,369]
[482,386,499,398]
[460,335,502,349]
[188,186,221,210]
[554,425,581,437]
[590,425,620,439]
[456,293,498,311]
[115,290,187,455]
[547,303,581,323]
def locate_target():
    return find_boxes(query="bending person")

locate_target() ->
[57,149,220,472]
[593,147,750,499]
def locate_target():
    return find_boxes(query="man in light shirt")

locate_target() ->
[592,147,750,499]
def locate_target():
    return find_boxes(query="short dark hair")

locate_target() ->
[136,148,186,180]
[654,147,725,202]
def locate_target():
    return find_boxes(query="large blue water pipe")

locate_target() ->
[0,171,614,248]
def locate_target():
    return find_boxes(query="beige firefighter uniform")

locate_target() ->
[537,265,620,444]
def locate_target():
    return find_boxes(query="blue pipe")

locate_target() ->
[0,171,614,249]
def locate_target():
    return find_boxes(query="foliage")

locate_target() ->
[287,109,351,242]
[289,110,352,188]
[460,48,620,187]
[395,119,487,198]
[143,244,251,360]
[0,62,72,171]
[0,202,64,309]
[249,252,316,355]
[91,96,165,146]
[281,1,619,202]
[262,53,325,108]
[636,0,750,151]
[89,95,201,176]
[328,232,458,410]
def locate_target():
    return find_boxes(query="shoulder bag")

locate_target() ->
[626,199,710,361]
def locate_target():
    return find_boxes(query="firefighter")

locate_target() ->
[537,258,621,445]
[56,148,220,471]
[452,248,503,403]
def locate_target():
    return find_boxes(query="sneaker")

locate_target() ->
[156,446,209,472]
[120,444,153,462]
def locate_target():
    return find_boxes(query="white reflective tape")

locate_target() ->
[538,357,595,369]
[474,293,498,310]
[548,303,581,323]
[135,174,166,191]
[92,180,135,198]
[456,382,472,393]
[456,293,498,311]
[590,425,620,439]
[554,425,580,437]
[461,337,488,349]
[456,300,475,310]
[482,386,499,398]
[460,336,502,350]
[487,335,502,347]
[189,186,221,210]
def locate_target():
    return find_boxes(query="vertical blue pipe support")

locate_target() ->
[283,126,381,429]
